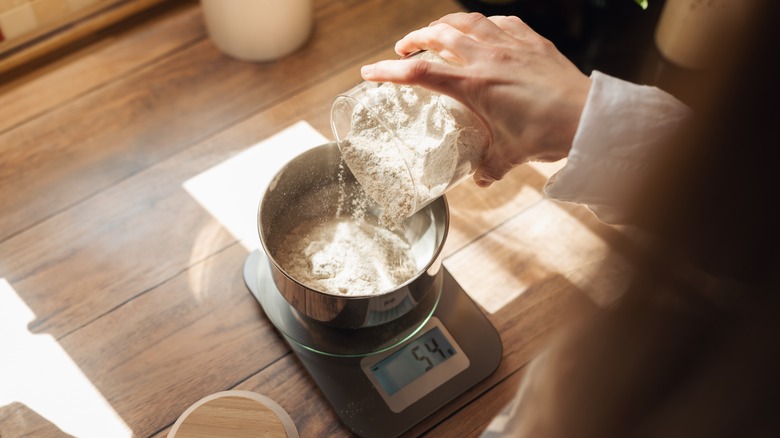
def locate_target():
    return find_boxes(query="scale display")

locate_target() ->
[362,318,470,413]
[370,326,456,395]
[243,249,502,438]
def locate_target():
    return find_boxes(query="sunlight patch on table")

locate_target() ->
[183,121,329,252]
[527,159,567,180]
[0,279,131,438]
[445,199,630,314]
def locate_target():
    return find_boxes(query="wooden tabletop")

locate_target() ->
[0,1,638,436]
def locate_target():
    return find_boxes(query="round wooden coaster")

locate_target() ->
[168,390,298,438]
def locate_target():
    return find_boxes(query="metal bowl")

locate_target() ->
[258,142,448,329]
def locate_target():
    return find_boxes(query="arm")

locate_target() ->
[360,12,591,187]
[543,71,692,224]
[361,12,691,225]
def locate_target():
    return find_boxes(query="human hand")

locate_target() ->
[360,12,591,187]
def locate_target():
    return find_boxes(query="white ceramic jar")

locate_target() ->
[201,0,313,62]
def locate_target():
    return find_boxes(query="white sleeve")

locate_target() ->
[480,73,693,438]
[542,70,692,224]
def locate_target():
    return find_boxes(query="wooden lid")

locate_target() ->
[168,390,298,438]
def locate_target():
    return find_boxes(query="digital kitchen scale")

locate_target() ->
[243,248,502,438]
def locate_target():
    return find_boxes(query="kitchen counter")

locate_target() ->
[0,1,652,436]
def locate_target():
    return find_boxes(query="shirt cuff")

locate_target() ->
[542,71,691,224]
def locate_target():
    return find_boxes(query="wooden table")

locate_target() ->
[0,1,639,436]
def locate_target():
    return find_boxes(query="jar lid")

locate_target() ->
[168,390,298,438]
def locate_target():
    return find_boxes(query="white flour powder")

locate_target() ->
[340,65,488,228]
[277,216,418,296]
[272,56,486,296]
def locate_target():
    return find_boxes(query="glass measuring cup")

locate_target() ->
[330,51,490,228]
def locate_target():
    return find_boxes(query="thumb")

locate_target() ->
[473,142,514,188]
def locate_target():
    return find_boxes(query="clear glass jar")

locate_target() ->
[330,51,490,227]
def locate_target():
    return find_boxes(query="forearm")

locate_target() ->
[543,71,692,224]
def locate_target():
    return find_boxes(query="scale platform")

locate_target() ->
[243,248,502,438]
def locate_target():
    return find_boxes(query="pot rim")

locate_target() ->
[256,143,450,301]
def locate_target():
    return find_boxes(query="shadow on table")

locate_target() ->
[0,402,75,438]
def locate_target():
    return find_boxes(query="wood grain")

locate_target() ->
[0,0,641,437]
[0,46,411,341]
[0,0,205,134]
[0,0,173,76]
[0,0,458,243]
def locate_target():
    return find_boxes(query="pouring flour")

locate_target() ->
[332,51,490,228]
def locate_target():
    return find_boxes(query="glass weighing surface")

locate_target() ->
[243,248,503,438]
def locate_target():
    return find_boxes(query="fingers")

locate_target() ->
[394,23,476,64]
[361,57,464,96]
[473,162,502,188]
[361,59,421,84]
[394,12,518,62]
[429,12,508,44]
[486,15,531,40]
[473,161,509,188]
[473,138,517,187]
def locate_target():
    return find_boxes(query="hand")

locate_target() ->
[360,12,591,187]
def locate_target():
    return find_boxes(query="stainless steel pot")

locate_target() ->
[258,142,449,329]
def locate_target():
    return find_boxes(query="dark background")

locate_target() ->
[456,0,701,104]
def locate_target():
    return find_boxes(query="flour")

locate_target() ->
[339,57,489,228]
[276,216,418,296]
[272,54,485,296]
